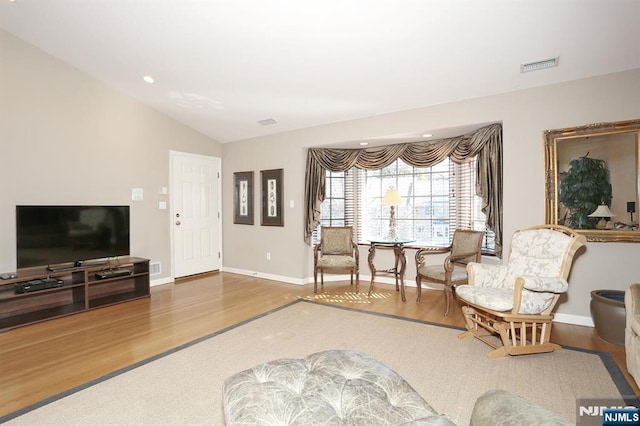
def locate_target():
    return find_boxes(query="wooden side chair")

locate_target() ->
[314,226,359,293]
[456,224,586,358]
[415,229,485,317]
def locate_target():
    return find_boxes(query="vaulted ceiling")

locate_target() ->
[1,0,639,144]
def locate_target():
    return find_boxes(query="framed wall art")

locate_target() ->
[261,168,284,226]
[233,171,254,225]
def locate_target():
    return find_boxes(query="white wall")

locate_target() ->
[0,30,222,282]
[222,68,640,324]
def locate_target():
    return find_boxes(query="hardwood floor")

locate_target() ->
[0,271,637,418]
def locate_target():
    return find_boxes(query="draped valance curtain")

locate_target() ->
[303,123,503,256]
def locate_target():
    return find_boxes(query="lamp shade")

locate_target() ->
[382,189,402,206]
[588,204,615,218]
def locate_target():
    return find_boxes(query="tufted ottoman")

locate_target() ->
[223,349,457,425]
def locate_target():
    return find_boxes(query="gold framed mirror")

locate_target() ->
[545,119,640,242]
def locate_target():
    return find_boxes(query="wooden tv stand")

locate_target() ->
[0,257,150,332]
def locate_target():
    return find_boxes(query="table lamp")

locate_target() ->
[588,203,615,229]
[382,188,402,240]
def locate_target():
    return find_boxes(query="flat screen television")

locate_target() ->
[16,205,130,270]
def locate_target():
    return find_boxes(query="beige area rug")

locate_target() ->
[2,300,635,425]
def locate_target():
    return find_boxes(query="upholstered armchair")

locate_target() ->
[314,226,359,293]
[625,284,640,385]
[415,229,485,317]
[456,224,586,358]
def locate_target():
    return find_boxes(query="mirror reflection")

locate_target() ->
[545,119,640,242]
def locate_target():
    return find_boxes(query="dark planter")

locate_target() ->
[590,290,625,346]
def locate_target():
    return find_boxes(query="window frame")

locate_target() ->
[316,158,495,254]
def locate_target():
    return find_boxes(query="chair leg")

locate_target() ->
[486,347,509,359]
[416,275,422,302]
[320,271,324,291]
[314,267,318,293]
[350,271,353,287]
[444,284,453,317]
[458,330,475,339]
[355,269,359,293]
[461,305,476,330]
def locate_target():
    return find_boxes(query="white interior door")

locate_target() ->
[170,151,221,278]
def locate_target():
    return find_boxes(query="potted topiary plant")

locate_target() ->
[558,154,612,229]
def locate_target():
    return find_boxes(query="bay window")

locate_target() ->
[317,158,495,253]
[304,123,502,256]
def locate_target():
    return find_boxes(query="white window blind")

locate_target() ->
[313,170,355,244]
[315,158,494,253]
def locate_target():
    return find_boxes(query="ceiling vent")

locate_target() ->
[520,57,559,73]
[258,118,277,126]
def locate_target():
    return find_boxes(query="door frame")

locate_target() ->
[169,150,222,279]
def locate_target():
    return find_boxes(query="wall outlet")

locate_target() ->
[266,252,271,260]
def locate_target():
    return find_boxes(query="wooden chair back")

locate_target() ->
[320,226,354,256]
[450,229,485,265]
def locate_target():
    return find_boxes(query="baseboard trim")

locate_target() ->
[219,267,594,327]
[150,276,174,287]
[222,267,306,285]
[554,312,594,327]
[220,268,447,291]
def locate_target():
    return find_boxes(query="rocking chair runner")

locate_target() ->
[455,224,586,358]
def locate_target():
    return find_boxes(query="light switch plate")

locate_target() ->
[132,188,144,201]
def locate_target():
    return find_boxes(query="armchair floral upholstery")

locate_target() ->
[456,225,586,358]
[313,226,359,293]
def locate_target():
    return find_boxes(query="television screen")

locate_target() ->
[16,205,130,269]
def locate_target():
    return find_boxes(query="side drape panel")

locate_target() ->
[304,153,327,245]
[475,127,503,256]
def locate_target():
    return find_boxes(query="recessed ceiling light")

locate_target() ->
[421,133,433,138]
[142,75,155,84]
[359,142,369,146]
[521,57,559,73]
